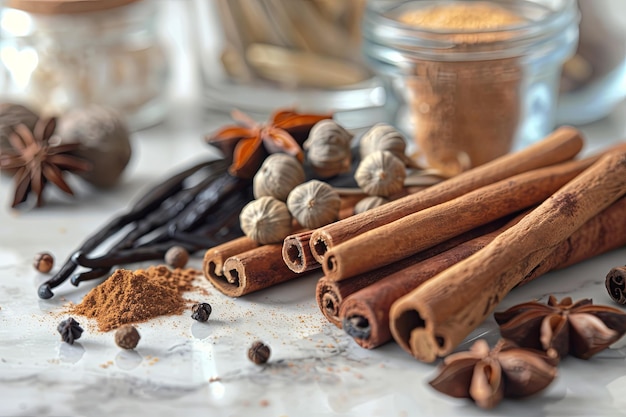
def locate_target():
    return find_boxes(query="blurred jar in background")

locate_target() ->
[557,0,626,125]
[190,0,387,128]
[0,0,169,130]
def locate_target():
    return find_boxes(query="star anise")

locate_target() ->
[494,295,626,359]
[205,108,332,179]
[0,118,90,208]
[429,339,558,409]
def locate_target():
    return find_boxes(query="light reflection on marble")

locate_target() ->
[1,103,626,417]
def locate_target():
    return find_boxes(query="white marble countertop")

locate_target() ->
[2,0,626,412]
[1,98,626,417]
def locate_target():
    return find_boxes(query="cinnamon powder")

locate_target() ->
[71,265,200,332]
[397,2,524,176]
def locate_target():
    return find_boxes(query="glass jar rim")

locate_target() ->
[363,0,580,60]
[6,0,143,14]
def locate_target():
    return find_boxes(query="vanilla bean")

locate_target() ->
[37,159,223,299]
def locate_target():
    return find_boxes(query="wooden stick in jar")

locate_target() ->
[322,155,601,282]
[309,126,584,264]
[389,149,626,363]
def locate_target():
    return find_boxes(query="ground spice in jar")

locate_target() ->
[70,265,200,332]
[397,2,524,176]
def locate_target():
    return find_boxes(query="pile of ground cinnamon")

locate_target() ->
[70,265,200,332]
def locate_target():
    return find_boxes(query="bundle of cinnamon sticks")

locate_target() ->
[201,125,626,363]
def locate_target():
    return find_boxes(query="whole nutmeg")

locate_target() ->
[0,103,39,152]
[359,123,407,160]
[240,196,293,244]
[253,153,305,201]
[286,180,340,229]
[164,246,189,269]
[354,196,390,214]
[57,105,132,188]
[355,150,406,197]
[303,119,353,178]
[114,324,140,350]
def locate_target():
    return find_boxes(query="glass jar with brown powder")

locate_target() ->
[363,0,579,176]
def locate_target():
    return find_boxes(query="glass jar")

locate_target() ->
[0,0,169,130]
[362,0,579,176]
[189,0,387,128]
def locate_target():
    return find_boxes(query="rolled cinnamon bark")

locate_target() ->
[202,236,259,282]
[389,149,626,363]
[214,243,301,297]
[323,156,599,282]
[315,219,507,327]
[309,126,583,263]
[282,230,317,273]
[343,196,626,350]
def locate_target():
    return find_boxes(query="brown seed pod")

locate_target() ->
[286,179,341,229]
[33,252,54,273]
[359,123,408,159]
[303,119,353,178]
[57,105,132,189]
[253,153,305,201]
[354,150,406,197]
[114,324,141,350]
[239,196,293,244]
[248,340,271,365]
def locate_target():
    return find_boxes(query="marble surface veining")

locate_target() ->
[1,96,626,417]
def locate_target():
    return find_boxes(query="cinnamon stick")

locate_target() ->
[315,220,507,327]
[389,149,626,363]
[309,126,584,263]
[342,196,626,350]
[202,236,259,282]
[606,265,626,305]
[212,243,301,297]
[323,155,599,282]
[283,230,317,273]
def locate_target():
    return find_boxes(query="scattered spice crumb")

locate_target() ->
[259,399,270,407]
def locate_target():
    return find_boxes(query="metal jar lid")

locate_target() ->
[6,0,142,14]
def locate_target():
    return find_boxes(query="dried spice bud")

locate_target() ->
[57,317,84,345]
[114,324,140,350]
[286,179,341,229]
[429,339,558,409]
[164,246,189,269]
[253,153,305,201]
[303,119,353,178]
[354,150,406,197]
[33,252,54,273]
[353,195,389,214]
[359,123,407,161]
[248,340,271,365]
[494,295,626,359]
[191,302,212,322]
[240,196,293,244]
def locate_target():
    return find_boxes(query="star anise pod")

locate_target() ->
[205,108,331,179]
[0,118,90,208]
[495,295,626,359]
[429,339,558,409]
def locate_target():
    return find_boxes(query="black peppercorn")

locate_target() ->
[57,317,83,345]
[33,252,54,273]
[191,302,212,322]
[114,324,140,349]
[165,246,189,269]
[248,341,270,365]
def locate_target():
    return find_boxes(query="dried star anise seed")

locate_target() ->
[0,118,91,208]
[429,339,558,409]
[57,317,84,345]
[191,302,212,322]
[205,109,331,179]
[494,295,626,359]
